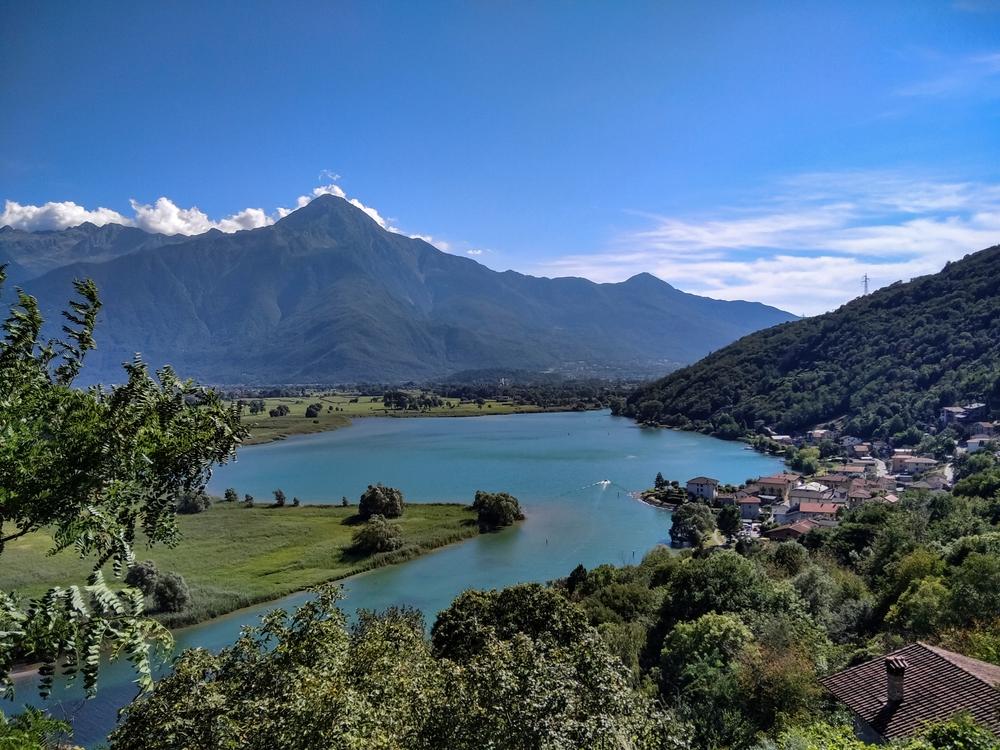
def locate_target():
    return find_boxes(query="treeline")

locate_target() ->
[623,244,1000,439]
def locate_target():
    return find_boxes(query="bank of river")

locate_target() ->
[9,410,784,747]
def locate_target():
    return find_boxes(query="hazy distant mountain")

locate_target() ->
[18,195,796,384]
[0,222,184,283]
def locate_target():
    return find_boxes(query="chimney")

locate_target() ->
[885,656,908,704]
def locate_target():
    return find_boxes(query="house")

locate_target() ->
[685,476,719,501]
[795,502,841,521]
[967,434,995,454]
[762,519,818,541]
[940,406,968,425]
[970,421,996,436]
[757,474,796,502]
[821,642,1000,743]
[716,493,737,506]
[890,450,914,474]
[820,473,854,492]
[789,483,834,504]
[852,443,871,459]
[807,429,836,444]
[771,501,794,525]
[738,496,761,520]
[901,456,938,476]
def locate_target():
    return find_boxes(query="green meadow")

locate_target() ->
[0,502,479,628]
[239,393,549,444]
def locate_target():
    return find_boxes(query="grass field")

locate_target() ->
[0,502,479,628]
[239,393,552,444]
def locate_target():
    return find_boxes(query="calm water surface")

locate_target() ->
[10,410,783,746]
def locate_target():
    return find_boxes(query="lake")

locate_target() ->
[9,410,783,746]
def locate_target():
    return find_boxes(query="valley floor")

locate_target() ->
[240,394,574,445]
[0,502,480,630]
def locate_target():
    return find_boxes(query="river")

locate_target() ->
[8,410,783,746]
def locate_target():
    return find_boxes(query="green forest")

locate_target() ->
[623,245,1000,439]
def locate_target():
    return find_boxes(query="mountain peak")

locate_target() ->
[276,193,376,230]
[623,272,675,290]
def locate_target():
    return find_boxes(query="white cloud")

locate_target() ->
[536,171,1000,316]
[896,50,1000,97]
[466,249,484,256]
[1,179,441,243]
[1,199,130,231]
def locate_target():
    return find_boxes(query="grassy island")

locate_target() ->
[0,502,480,629]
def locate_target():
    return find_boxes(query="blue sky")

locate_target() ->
[2,0,1000,314]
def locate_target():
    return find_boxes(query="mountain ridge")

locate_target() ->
[15,195,797,384]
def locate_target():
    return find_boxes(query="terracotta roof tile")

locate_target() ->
[821,643,1000,741]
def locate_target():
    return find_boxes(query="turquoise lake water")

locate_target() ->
[9,410,783,746]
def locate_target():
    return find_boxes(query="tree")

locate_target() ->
[273,488,287,507]
[125,560,160,598]
[654,472,667,490]
[109,587,685,750]
[176,491,210,514]
[243,493,255,508]
[949,552,1000,624]
[358,484,405,519]
[471,490,524,531]
[340,496,349,507]
[0,270,244,698]
[292,496,301,507]
[669,502,714,547]
[717,505,742,542]
[223,487,239,503]
[153,572,191,613]
[304,403,322,418]
[351,515,403,554]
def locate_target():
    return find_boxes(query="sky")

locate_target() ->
[2,1,1000,315]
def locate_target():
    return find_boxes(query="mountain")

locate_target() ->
[0,222,184,283]
[625,244,1000,438]
[18,195,796,384]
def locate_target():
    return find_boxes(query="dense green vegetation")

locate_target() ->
[624,245,1000,438]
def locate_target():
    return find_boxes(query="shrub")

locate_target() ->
[358,484,405,519]
[472,490,524,531]
[154,572,191,613]
[351,515,403,554]
[125,560,160,597]
[176,491,210,514]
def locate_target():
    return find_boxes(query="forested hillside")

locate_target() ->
[625,245,1000,438]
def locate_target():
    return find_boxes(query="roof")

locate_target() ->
[762,519,818,538]
[737,496,761,505]
[686,476,719,485]
[822,642,1000,741]
[799,502,841,514]
[759,474,795,485]
[904,457,938,465]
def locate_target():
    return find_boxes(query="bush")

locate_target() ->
[125,560,160,597]
[176,491,210,514]
[351,515,403,554]
[472,490,524,531]
[273,489,286,507]
[154,572,191,613]
[358,484,405,519]
[305,403,322,418]
[223,488,239,503]
[243,494,254,508]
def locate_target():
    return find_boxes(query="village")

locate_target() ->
[642,403,1000,544]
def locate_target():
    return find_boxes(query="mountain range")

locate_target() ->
[3,195,796,385]
[626,243,1000,439]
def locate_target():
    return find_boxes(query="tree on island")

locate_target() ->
[669,502,715,547]
[351,514,403,554]
[654,472,667,490]
[717,505,742,543]
[472,490,525,531]
[0,268,245,700]
[359,483,405,519]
